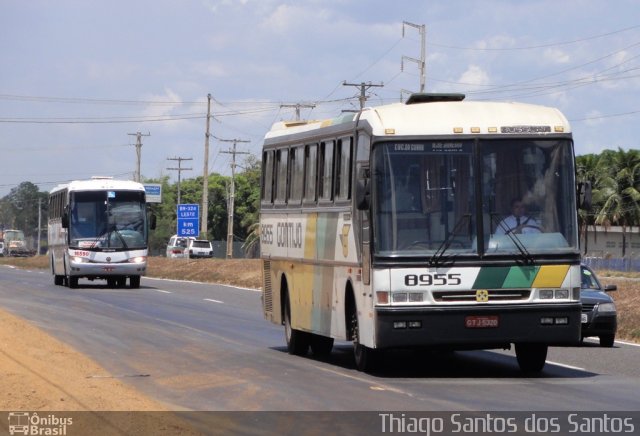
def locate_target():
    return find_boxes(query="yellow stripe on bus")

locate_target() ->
[531,265,570,288]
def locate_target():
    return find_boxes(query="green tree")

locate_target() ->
[593,148,640,257]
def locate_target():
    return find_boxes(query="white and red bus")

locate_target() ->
[48,177,150,288]
[260,93,582,373]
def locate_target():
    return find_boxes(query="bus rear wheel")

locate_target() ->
[310,334,334,358]
[515,343,547,373]
[284,294,310,356]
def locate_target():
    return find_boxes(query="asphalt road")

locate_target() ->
[1,265,639,413]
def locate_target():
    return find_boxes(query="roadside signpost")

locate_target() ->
[177,204,199,237]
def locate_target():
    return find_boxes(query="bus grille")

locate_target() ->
[432,289,531,302]
[263,260,273,313]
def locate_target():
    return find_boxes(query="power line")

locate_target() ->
[429,24,640,51]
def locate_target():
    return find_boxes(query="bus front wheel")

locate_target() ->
[130,276,141,289]
[284,294,310,356]
[515,343,547,373]
[68,277,79,289]
[351,312,377,372]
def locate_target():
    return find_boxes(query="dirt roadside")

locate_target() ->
[0,257,262,433]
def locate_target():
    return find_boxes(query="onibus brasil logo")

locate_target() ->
[7,412,73,435]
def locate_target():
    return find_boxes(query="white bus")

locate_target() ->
[48,177,150,288]
[260,93,583,373]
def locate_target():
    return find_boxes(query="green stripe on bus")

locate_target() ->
[473,267,510,289]
[503,266,539,288]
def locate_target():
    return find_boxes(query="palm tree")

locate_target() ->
[593,148,640,257]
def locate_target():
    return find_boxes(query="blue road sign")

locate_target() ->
[177,204,199,237]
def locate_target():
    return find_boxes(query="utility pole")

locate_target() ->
[166,157,193,206]
[342,81,384,110]
[127,131,151,182]
[37,198,42,256]
[401,21,426,93]
[280,103,316,121]
[219,138,250,258]
[202,93,212,239]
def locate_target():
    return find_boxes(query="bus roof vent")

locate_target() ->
[405,93,466,105]
[91,176,114,180]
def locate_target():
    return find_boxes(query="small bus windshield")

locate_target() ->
[69,190,147,250]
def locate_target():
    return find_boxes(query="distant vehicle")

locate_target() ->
[0,229,31,257]
[166,235,195,258]
[188,239,214,258]
[580,265,617,347]
[48,177,151,289]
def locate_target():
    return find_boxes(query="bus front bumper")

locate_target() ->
[69,262,147,277]
[374,303,581,349]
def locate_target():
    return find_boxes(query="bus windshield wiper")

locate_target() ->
[490,213,533,264]
[429,214,471,267]
[90,226,129,250]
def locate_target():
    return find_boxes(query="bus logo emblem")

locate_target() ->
[476,290,489,302]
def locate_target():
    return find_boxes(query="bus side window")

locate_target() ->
[319,140,335,202]
[275,148,288,204]
[335,136,353,201]
[304,144,318,204]
[288,146,304,205]
[261,150,275,205]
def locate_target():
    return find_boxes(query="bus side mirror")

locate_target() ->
[61,208,69,229]
[356,167,370,211]
[577,181,592,210]
[149,214,157,230]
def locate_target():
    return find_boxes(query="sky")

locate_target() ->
[1,0,639,197]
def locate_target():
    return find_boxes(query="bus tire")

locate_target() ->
[54,275,64,286]
[351,312,377,372]
[310,334,334,358]
[116,277,126,288]
[107,278,117,288]
[68,277,79,289]
[130,276,141,289]
[515,343,547,373]
[284,294,310,356]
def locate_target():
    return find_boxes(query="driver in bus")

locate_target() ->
[495,198,541,235]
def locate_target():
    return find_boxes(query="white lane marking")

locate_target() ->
[614,339,640,348]
[143,276,261,292]
[204,298,224,304]
[547,360,585,371]
[152,289,172,294]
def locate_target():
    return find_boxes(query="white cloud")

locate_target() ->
[458,65,490,87]
[543,48,570,64]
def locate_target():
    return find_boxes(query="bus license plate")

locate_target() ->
[465,315,499,328]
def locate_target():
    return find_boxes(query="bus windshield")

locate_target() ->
[372,139,578,259]
[69,190,147,250]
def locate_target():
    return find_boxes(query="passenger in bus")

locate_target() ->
[495,198,541,235]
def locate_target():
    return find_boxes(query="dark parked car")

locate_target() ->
[580,265,617,347]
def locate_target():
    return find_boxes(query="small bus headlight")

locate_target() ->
[129,256,147,264]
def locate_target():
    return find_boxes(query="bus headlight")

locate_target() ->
[71,256,89,263]
[128,256,147,264]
